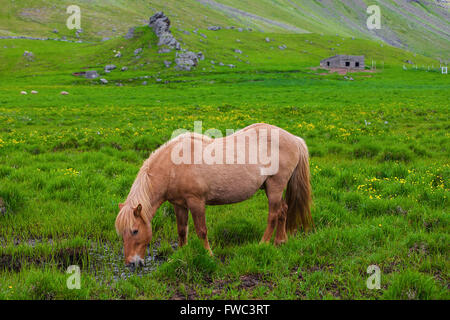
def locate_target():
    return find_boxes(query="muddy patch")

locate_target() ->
[88,242,173,281]
[0,238,176,281]
[0,247,87,272]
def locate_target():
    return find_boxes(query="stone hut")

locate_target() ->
[320,55,365,69]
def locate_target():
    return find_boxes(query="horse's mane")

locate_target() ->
[115,132,210,235]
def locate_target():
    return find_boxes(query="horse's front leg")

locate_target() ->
[174,204,189,247]
[186,197,213,255]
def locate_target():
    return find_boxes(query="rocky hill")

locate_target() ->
[1,0,448,59]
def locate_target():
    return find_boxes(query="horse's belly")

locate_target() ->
[203,165,265,205]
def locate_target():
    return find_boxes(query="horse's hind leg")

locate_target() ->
[260,179,285,244]
[275,200,288,245]
[174,205,189,247]
[187,197,213,255]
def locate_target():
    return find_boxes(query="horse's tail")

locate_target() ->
[285,137,313,234]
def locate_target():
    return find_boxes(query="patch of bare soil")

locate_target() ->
[170,287,199,300]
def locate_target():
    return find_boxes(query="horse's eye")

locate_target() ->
[132,229,138,235]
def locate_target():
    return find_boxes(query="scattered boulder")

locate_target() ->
[23,51,34,61]
[121,66,128,72]
[142,81,147,85]
[52,29,58,34]
[60,91,69,95]
[207,26,221,31]
[134,48,143,55]
[234,49,242,54]
[114,51,122,58]
[85,70,99,79]
[278,45,287,50]
[265,37,271,42]
[158,47,172,54]
[100,78,108,84]
[164,60,172,68]
[183,30,191,35]
[405,60,414,65]
[20,91,27,95]
[197,52,205,61]
[105,64,116,72]
[124,27,135,39]
[200,33,207,39]
[102,37,110,42]
[31,90,38,94]
[175,51,198,71]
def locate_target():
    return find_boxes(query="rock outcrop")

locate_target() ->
[149,12,181,51]
[148,12,203,71]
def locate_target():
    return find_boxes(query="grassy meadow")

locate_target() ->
[0,24,449,300]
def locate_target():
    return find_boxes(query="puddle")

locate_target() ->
[0,237,178,281]
[89,242,176,281]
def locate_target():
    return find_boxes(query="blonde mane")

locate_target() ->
[115,132,211,235]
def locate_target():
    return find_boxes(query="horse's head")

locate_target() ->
[115,203,152,268]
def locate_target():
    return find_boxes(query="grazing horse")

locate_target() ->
[115,123,312,267]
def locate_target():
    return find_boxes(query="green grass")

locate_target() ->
[0,22,448,300]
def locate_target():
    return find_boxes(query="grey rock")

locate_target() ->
[134,48,143,55]
[121,66,128,71]
[124,27,135,39]
[23,51,34,61]
[52,29,58,34]
[265,37,271,42]
[234,49,242,54]
[183,30,191,35]
[142,81,148,85]
[158,47,172,54]
[164,60,172,68]
[149,12,181,50]
[100,78,108,84]
[200,33,207,39]
[207,26,221,31]
[105,64,116,72]
[175,51,198,71]
[102,37,110,41]
[85,70,99,79]
[197,52,205,61]
[114,51,122,58]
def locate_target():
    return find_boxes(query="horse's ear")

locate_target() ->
[118,203,124,210]
[133,204,142,218]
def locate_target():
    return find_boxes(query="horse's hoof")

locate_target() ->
[274,239,287,246]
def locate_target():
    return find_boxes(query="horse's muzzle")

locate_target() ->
[126,255,144,270]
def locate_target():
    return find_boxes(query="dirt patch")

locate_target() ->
[238,273,273,290]
[170,287,198,300]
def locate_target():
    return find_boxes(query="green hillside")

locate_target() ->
[1,0,449,59]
